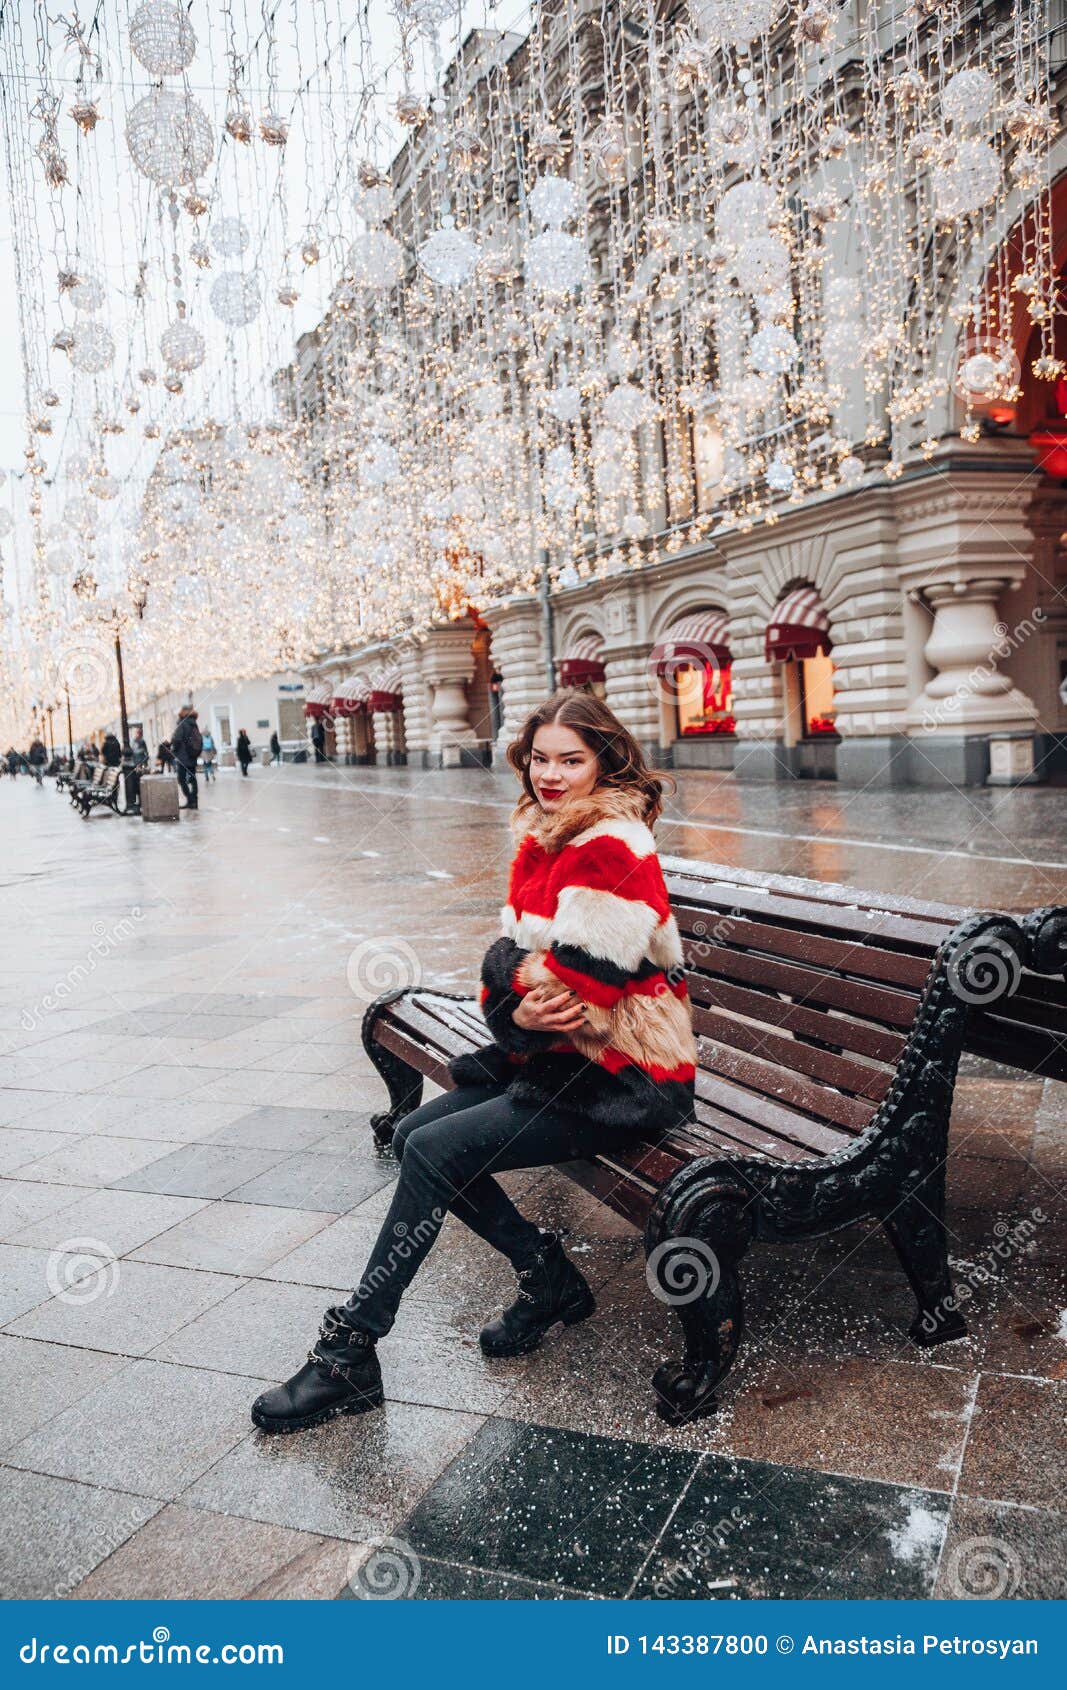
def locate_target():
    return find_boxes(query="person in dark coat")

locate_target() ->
[236,729,253,777]
[27,739,48,785]
[269,730,281,764]
[157,739,174,770]
[101,733,122,768]
[171,706,202,809]
[310,717,326,763]
[130,730,150,767]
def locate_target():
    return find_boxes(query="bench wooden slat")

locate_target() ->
[665,870,960,950]
[694,1070,852,1156]
[374,1020,454,1090]
[684,954,920,1030]
[687,973,907,1063]
[697,1037,875,1131]
[674,903,934,989]
[966,1013,1067,1082]
[693,1005,892,1103]
[378,998,474,1063]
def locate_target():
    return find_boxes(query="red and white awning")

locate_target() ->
[765,587,833,662]
[558,631,605,687]
[651,609,731,674]
[330,675,370,717]
[304,682,334,718]
[367,661,403,713]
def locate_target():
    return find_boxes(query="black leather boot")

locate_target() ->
[480,1230,595,1357]
[251,1307,384,1434]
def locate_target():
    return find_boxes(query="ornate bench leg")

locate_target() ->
[645,1171,754,1425]
[360,989,424,1147]
[882,1167,967,1348]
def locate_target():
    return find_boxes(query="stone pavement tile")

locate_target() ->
[0,1178,94,1240]
[204,1104,361,1153]
[154,992,312,1018]
[381,1298,523,1417]
[95,1099,254,1144]
[978,1263,1067,1381]
[0,1336,128,1454]
[252,1045,354,1076]
[633,1457,949,1600]
[5,1359,273,1501]
[0,1467,160,1598]
[187,1037,295,1071]
[362,1557,576,1601]
[292,1076,369,1111]
[933,1495,1067,1600]
[956,1374,1067,1509]
[12,1134,187,1188]
[191,1071,310,1108]
[104,1064,232,1101]
[186,1400,484,1542]
[71,1502,352,1601]
[303,1117,388,1156]
[948,1079,1042,1161]
[227,1150,395,1212]
[262,1208,396,1288]
[17,1058,136,1094]
[112,1143,290,1199]
[10,1093,146,1136]
[0,1088,81,1126]
[519,1168,642,1240]
[12,1189,207,1257]
[131,1200,334,1276]
[402,1417,697,1598]
[0,1126,87,1174]
[6,1259,246,1356]
[150,1276,346,1375]
[1033,1080,1067,1173]
[0,1242,100,1325]
[947,1155,1032,1211]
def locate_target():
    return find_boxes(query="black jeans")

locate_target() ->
[176,761,198,806]
[338,1082,630,1339]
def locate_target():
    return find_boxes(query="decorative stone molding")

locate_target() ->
[483,597,547,755]
[420,622,478,762]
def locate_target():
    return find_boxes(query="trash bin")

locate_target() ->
[139,774,180,822]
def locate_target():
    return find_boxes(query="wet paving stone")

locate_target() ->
[0,1468,160,1598]
[933,1495,1067,1600]
[112,1142,290,1200]
[339,1555,579,1601]
[0,1336,128,1454]
[956,1374,1067,1510]
[6,1258,246,1356]
[203,1104,364,1153]
[130,1199,335,1277]
[226,1149,396,1212]
[401,1418,699,1597]
[632,1457,950,1600]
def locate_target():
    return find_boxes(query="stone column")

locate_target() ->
[897,467,1039,784]
[600,587,658,758]
[396,643,431,767]
[483,596,546,764]
[371,707,403,765]
[420,622,478,767]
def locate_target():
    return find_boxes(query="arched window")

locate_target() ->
[765,586,838,741]
[651,608,733,738]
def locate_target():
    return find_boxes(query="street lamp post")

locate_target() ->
[45,704,55,759]
[113,625,131,755]
[65,686,74,762]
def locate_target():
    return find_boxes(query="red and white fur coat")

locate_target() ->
[449,784,697,1133]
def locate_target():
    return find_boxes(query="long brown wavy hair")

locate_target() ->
[506,689,671,824]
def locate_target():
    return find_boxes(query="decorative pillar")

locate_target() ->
[483,596,546,764]
[600,588,658,757]
[396,643,431,765]
[420,622,478,767]
[897,467,1040,784]
[371,708,404,765]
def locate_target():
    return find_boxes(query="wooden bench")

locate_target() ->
[74,765,122,816]
[362,858,1066,1424]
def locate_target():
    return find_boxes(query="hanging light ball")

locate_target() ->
[126,89,213,186]
[838,455,864,489]
[259,110,289,146]
[71,568,98,600]
[451,125,488,172]
[931,139,1001,219]
[689,0,783,51]
[210,270,262,327]
[796,3,833,44]
[525,228,587,292]
[348,229,405,289]
[41,387,61,408]
[395,92,427,126]
[545,383,581,424]
[717,179,779,243]
[300,234,321,266]
[734,234,791,294]
[224,101,253,145]
[210,216,250,257]
[69,275,105,312]
[941,67,996,128]
[129,2,197,75]
[352,182,394,224]
[621,510,649,540]
[69,99,101,135]
[531,122,568,168]
[603,382,655,431]
[529,172,579,228]
[588,117,628,181]
[417,216,479,287]
[362,438,400,487]
[766,456,795,494]
[160,313,206,372]
[70,321,115,373]
[750,324,799,375]
[821,123,849,158]
[276,284,298,307]
[190,240,211,268]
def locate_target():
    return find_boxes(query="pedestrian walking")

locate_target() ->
[252,689,698,1434]
[130,730,150,768]
[27,738,47,786]
[157,739,174,771]
[171,706,202,810]
[310,716,326,763]
[236,728,253,776]
[201,729,217,783]
[2,747,15,778]
[269,730,281,764]
[101,732,122,768]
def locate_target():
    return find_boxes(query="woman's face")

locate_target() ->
[529,722,600,810]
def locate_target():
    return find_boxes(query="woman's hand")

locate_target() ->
[512,982,588,1033]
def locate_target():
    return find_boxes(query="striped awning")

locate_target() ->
[651,609,730,675]
[558,631,605,687]
[330,675,370,717]
[765,587,833,662]
[304,681,334,718]
[367,661,403,713]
